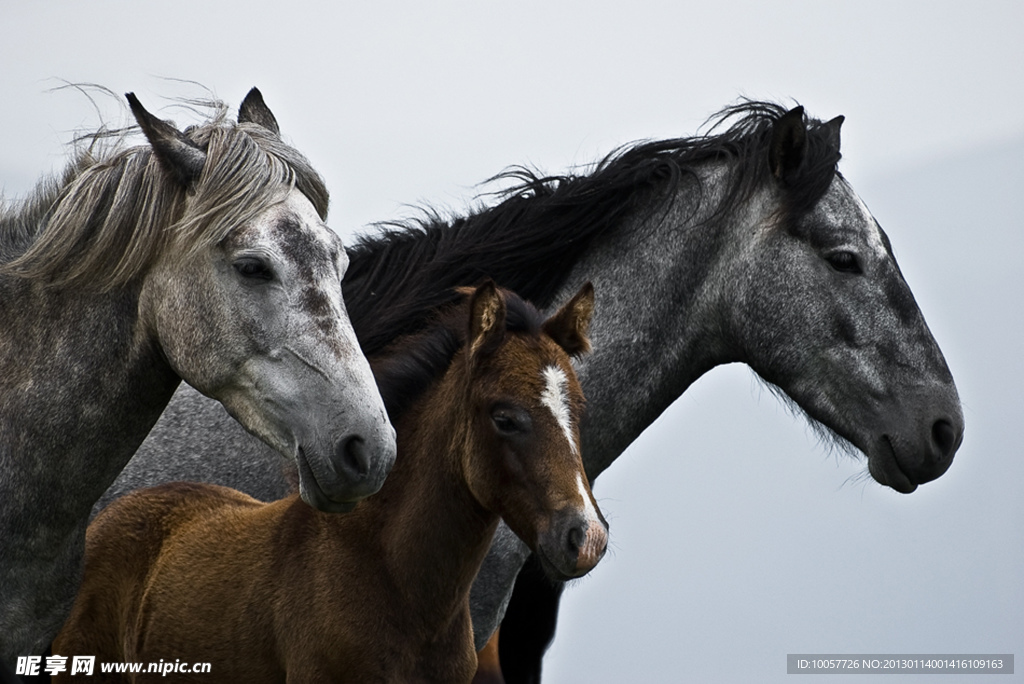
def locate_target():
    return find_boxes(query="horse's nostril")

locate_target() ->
[336,436,369,478]
[931,419,958,459]
[566,525,585,555]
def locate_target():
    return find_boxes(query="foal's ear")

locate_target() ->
[768,105,806,185]
[238,87,281,136]
[543,282,595,357]
[126,93,207,187]
[468,280,507,362]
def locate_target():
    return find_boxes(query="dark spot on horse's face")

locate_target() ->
[273,216,335,280]
[300,286,332,319]
[875,338,903,370]
[881,266,921,328]
[271,216,301,237]
[833,310,860,346]
[298,286,340,346]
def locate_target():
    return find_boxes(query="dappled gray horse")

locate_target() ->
[0,90,395,665]
[102,102,962,680]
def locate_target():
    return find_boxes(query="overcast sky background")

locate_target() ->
[2,2,1022,682]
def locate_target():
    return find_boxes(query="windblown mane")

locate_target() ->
[344,100,841,356]
[0,100,329,292]
[371,289,546,421]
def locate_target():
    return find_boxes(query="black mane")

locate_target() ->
[371,289,546,421]
[344,100,841,356]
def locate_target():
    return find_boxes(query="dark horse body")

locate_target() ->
[0,90,394,670]
[100,102,963,680]
[56,283,606,683]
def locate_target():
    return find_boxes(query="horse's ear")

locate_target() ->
[768,105,806,185]
[823,115,844,153]
[467,280,506,362]
[238,87,281,136]
[543,282,595,357]
[126,92,206,187]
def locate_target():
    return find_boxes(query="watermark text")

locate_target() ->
[787,654,1013,675]
[16,655,212,677]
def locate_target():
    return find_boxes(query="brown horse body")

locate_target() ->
[54,283,607,683]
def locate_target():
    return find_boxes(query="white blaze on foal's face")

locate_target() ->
[576,471,603,530]
[539,364,577,455]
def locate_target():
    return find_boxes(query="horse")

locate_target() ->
[53,282,606,683]
[0,89,396,668]
[99,101,963,681]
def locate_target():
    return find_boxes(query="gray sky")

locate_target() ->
[3,2,1022,681]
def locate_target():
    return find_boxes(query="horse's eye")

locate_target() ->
[491,407,531,435]
[493,414,518,433]
[234,257,273,281]
[826,251,862,275]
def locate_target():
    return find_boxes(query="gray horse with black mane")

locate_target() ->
[0,89,395,670]
[101,102,962,682]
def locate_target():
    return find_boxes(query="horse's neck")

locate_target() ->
[0,279,180,519]
[356,373,498,620]
[564,171,742,479]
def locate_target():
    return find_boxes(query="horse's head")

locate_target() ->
[460,281,607,579]
[131,90,396,511]
[717,107,963,492]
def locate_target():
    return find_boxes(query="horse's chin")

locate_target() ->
[299,488,358,514]
[295,449,360,513]
[532,546,585,583]
[866,436,918,494]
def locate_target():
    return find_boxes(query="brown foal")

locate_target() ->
[53,281,607,683]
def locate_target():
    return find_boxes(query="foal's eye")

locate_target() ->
[826,251,862,275]
[493,414,518,433]
[233,257,273,281]
[491,406,531,435]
